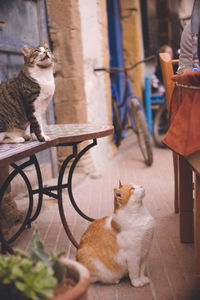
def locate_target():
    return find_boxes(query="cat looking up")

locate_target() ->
[0,41,55,143]
[76,181,155,287]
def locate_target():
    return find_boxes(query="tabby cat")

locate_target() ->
[76,182,155,287]
[0,41,55,143]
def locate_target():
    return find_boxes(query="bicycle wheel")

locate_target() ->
[112,97,122,146]
[153,102,168,148]
[129,97,153,166]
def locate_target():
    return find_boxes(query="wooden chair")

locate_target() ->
[159,52,200,274]
[159,53,180,213]
[144,75,165,135]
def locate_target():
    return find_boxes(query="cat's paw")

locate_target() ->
[38,135,51,142]
[24,135,31,141]
[141,276,150,285]
[42,135,51,141]
[38,136,45,142]
[16,137,25,143]
[130,277,150,287]
[30,133,37,141]
[30,133,50,142]
[130,279,144,288]
[3,137,25,143]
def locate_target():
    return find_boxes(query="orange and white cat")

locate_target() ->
[76,182,155,287]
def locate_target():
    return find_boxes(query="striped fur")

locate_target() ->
[0,41,55,143]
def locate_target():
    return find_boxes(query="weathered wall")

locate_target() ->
[46,0,115,174]
[78,0,116,173]
[46,0,87,166]
[120,0,144,100]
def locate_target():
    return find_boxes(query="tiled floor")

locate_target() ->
[9,136,200,299]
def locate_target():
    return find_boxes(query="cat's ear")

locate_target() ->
[43,40,49,48]
[22,45,31,57]
[119,180,122,188]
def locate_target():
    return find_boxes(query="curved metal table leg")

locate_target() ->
[28,155,43,226]
[0,160,34,253]
[57,139,97,249]
[57,149,79,249]
[67,139,97,222]
[0,138,99,252]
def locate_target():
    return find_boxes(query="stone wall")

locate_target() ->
[78,0,116,173]
[46,0,88,166]
[46,0,115,174]
[120,0,144,101]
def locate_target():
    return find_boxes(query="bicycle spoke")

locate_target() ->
[130,97,153,166]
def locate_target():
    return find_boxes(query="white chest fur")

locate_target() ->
[110,204,155,266]
[114,205,155,245]
[28,65,55,113]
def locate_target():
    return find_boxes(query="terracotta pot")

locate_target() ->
[52,258,90,300]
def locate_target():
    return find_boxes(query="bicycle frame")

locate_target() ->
[94,55,154,143]
[94,57,154,166]
[111,72,144,134]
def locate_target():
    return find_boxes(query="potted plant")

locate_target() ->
[0,228,90,300]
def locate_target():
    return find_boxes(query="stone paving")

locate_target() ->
[11,135,200,300]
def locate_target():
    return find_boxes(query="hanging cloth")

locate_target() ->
[163,71,200,156]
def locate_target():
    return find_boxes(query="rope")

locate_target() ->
[175,82,200,89]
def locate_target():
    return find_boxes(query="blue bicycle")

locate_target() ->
[95,57,154,166]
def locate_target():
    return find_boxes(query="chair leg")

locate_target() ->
[178,155,194,243]
[173,152,179,213]
[194,174,200,275]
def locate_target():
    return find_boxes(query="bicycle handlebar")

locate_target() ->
[94,55,155,74]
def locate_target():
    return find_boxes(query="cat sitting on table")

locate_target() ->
[0,41,55,143]
[76,181,155,287]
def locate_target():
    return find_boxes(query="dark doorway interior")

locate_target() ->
[141,0,182,57]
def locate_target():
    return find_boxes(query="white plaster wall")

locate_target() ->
[78,0,115,174]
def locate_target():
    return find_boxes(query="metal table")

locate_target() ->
[0,124,114,253]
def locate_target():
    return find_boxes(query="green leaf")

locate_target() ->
[29,228,53,270]
[0,227,67,300]
[12,265,24,278]
[15,281,26,292]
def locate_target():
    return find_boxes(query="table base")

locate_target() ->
[0,139,97,253]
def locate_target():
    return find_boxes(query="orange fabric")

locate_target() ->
[163,71,200,156]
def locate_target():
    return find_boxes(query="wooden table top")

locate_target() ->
[0,124,114,167]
